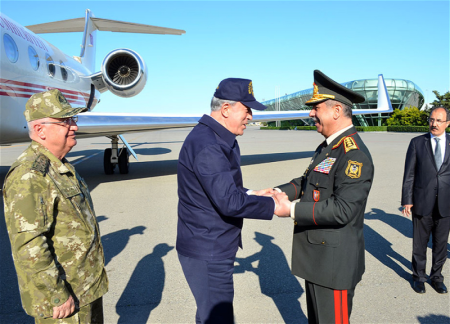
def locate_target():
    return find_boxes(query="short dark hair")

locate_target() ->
[430,106,450,121]
[326,99,352,118]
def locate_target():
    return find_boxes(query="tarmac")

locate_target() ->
[0,127,449,324]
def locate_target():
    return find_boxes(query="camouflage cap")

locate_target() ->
[24,89,88,122]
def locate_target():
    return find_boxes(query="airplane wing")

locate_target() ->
[26,17,185,35]
[77,74,393,136]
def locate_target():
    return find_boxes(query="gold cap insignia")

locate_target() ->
[305,82,336,104]
[248,81,254,96]
[345,160,363,179]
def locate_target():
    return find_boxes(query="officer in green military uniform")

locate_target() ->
[3,89,108,323]
[275,70,374,324]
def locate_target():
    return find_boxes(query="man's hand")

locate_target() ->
[53,295,75,319]
[273,192,291,217]
[402,204,413,218]
[251,188,276,196]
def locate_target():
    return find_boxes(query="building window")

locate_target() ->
[46,54,55,77]
[28,46,40,71]
[3,33,19,63]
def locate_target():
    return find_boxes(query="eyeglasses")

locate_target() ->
[427,117,447,126]
[41,116,78,126]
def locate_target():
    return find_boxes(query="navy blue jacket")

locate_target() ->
[177,115,274,261]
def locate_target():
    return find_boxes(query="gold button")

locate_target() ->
[326,153,329,156]
[301,191,304,196]
[321,241,325,244]
[316,182,319,186]
[294,221,298,226]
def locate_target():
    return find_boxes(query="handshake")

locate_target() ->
[251,188,292,218]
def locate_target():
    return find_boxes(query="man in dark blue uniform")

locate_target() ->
[275,70,374,324]
[177,78,288,324]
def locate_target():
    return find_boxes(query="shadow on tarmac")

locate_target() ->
[235,232,307,324]
[364,209,412,281]
[115,243,174,324]
[366,208,450,259]
[102,226,146,266]
[417,314,450,324]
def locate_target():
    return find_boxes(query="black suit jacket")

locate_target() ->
[401,133,450,217]
[277,127,374,290]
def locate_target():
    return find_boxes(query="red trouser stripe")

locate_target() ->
[334,290,341,324]
[342,290,348,324]
[334,290,349,324]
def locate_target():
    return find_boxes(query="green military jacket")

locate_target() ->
[277,126,374,290]
[3,141,108,319]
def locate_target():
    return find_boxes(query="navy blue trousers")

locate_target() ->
[178,253,235,324]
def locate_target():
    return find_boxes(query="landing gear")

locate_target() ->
[103,136,130,175]
[103,148,115,174]
[118,148,129,174]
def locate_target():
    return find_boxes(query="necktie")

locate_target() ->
[434,137,442,170]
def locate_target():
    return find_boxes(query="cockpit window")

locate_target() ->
[3,33,19,63]
[46,54,55,77]
[60,61,68,81]
[28,46,40,71]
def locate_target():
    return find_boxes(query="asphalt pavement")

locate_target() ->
[1,127,449,324]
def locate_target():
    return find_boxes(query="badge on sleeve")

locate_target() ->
[345,160,363,178]
[313,190,320,202]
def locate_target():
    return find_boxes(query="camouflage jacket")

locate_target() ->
[3,141,108,319]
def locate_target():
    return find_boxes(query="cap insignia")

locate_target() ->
[305,82,336,104]
[248,81,254,96]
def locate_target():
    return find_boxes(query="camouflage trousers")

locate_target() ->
[35,297,103,324]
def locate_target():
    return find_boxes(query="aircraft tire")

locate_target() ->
[118,148,129,174]
[104,148,115,175]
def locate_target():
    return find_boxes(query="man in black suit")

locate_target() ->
[402,106,450,294]
[275,70,374,323]
[177,78,288,324]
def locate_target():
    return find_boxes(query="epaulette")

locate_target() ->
[31,154,50,175]
[332,132,359,154]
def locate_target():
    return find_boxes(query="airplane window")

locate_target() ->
[46,54,55,77]
[3,33,19,63]
[28,46,40,71]
[60,61,68,81]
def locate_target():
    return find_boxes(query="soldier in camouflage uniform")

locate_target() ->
[3,89,108,323]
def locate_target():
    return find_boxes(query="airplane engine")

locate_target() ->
[100,49,147,98]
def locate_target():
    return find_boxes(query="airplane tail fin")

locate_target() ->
[26,10,186,72]
[377,74,393,112]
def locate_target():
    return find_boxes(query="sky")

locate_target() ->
[1,0,449,115]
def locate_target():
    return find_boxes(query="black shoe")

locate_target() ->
[431,281,448,294]
[413,281,426,294]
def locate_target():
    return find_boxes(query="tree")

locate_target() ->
[386,106,428,126]
[430,91,450,110]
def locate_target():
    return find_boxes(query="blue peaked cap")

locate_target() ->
[214,78,267,111]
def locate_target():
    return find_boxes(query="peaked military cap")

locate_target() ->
[24,89,88,122]
[305,70,365,107]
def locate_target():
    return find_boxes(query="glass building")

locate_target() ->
[262,78,425,126]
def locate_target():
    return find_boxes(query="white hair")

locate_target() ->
[210,96,238,111]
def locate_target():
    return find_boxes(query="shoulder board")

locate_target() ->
[31,154,50,175]
[332,132,359,154]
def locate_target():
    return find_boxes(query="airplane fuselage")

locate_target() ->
[0,13,98,144]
